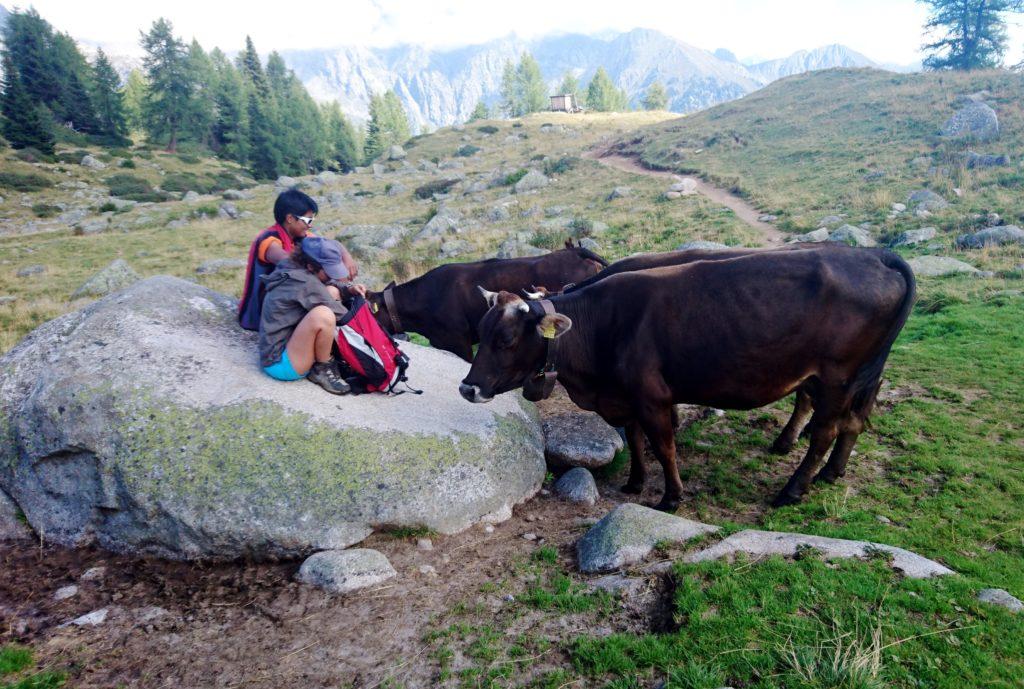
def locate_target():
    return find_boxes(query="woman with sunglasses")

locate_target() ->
[238,188,359,330]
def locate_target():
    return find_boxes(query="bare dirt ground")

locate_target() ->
[582,148,787,246]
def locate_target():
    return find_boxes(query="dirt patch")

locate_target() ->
[583,148,787,246]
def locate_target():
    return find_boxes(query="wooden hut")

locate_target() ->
[549,94,581,113]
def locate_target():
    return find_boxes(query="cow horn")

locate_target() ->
[477,285,499,308]
[522,288,544,300]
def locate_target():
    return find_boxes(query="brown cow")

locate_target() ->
[367,241,607,361]
[460,245,915,511]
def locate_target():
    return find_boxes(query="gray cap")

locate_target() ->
[300,236,349,280]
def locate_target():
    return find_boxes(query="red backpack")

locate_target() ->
[335,297,418,394]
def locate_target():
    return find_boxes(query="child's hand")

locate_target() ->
[347,283,367,298]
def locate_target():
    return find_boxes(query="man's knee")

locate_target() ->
[310,305,336,326]
[326,285,342,301]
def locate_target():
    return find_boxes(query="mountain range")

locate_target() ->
[280,29,894,131]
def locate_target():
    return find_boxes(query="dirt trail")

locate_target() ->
[584,149,786,246]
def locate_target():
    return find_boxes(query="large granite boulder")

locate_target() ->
[956,225,1024,249]
[0,277,544,560]
[907,255,979,277]
[941,100,999,142]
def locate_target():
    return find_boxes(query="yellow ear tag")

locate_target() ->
[371,302,379,314]
[540,323,556,339]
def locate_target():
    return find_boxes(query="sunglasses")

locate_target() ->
[296,215,315,226]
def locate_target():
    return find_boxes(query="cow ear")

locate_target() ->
[536,313,572,339]
[385,280,396,290]
[477,285,499,308]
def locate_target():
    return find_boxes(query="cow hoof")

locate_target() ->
[813,470,844,485]
[621,481,644,495]
[653,498,680,513]
[769,439,794,455]
[771,491,803,508]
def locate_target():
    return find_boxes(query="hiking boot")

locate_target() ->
[307,360,351,395]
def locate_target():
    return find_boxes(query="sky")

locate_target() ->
[16,0,1024,66]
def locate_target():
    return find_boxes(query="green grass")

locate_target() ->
[0,646,64,689]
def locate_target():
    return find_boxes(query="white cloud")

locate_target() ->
[21,0,1024,66]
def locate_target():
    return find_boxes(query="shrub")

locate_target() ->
[529,229,566,251]
[568,217,594,236]
[476,125,499,134]
[31,203,61,218]
[0,171,55,192]
[105,173,168,202]
[14,147,52,163]
[97,201,118,213]
[511,122,523,128]
[543,155,580,176]
[176,152,201,165]
[455,144,481,158]
[414,178,459,199]
[119,158,136,168]
[503,169,528,186]
[161,172,221,194]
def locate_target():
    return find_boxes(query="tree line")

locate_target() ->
[0,10,411,178]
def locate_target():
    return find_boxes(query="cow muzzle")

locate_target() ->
[459,383,493,403]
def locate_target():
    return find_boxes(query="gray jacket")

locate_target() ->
[258,259,348,367]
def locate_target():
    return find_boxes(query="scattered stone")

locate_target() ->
[863,170,887,181]
[819,215,844,226]
[222,189,251,201]
[963,151,1009,169]
[907,189,949,212]
[786,228,830,244]
[16,264,46,277]
[74,218,109,236]
[297,549,397,594]
[977,588,1023,613]
[685,530,953,578]
[386,183,407,197]
[522,532,537,541]
[483,524,495,534]
[675,240,729,251]
[196,258,245,275]
[665,178,697,196]
[891,227,936,247]
[182,191,200,203]
[438,239,470,259]
[315,171,339,185]
[1,277,543,559]
[80,566,106,581]
[577,504,719,573]
[587,574,645,597]
[54,585,79,601]
[758,214,778,222]
[545,205,568,217]
[70,608,109,626]
[80,155,106,170]
[275,176,298,189]
[828,224,877,247]
[607,186,632,201]
[416,538,433,551]
[0,296,17,306]
[942,100,999,142]
[418,564,438,577]
[325,191,347,208]
[578,237,601,253]
[416,206,461,241]
[986,212,1001,227]
[514,170,550,194]
[908,255,979,277]
[58,209,90,225]
[554,468,599,506]
[1,489,31,541]
[541,410,623,470]
[956,225,1024,249]
[876,515,892,524]
[891,203,907,212]
[217,202,239,220]
[71,259,141,299]
[387,145,407,161]
[166,219,189,230]
[487,205,512,222]
[495,238,547,259]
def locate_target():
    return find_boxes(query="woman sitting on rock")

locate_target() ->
[259,236,366,394]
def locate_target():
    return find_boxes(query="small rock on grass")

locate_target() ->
[68,608,109,627]
[296,548,396,595]
[416,538,433,551]
[54,585,79,601]
[977,588,1023,613]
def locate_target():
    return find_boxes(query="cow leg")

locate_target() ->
[772,410,840,507]
[815,381,881,484]
[770,387,814,454]
[621,420,647,494]
[636,403,684,513]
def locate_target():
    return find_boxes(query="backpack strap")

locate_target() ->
[382,286,404,335]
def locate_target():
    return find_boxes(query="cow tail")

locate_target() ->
[848,250,917,410]
[573,246,610,267]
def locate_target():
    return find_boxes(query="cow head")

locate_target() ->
[365,281,397,333]
[459,289,572,403]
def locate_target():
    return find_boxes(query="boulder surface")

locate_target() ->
[296,549,397,594]
[0,277,544,560]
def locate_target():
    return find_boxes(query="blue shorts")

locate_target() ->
[263,350,306,381]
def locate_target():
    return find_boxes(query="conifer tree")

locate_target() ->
[52,32,100,132]
[140,18,191,150]
[499,60,518,117]
[468,100,489,122]
[323,102,360,171]
[383,90,410,143]
[516,54,547,115]
[557,72,580,98]
[919,0,1024,69]
[121,69,147,132]
[1,51,55,152]
[2,10,61,112]
[90,48,128,141]
[247,90,282,179]
[642,81,668,110]
[585,68,628,112]
[183,39,216,146]
[238,36,268,94]
[209,49,249,162]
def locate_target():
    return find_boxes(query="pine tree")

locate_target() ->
[209,49,249,162]
[383,90,410,143]
[919,0,1024,70]
[364,93,390,161]
[52,32,100,132]
[585,68,628,112]
[642,81,668,111]
[140,18,191,150]
[121,69,147,132]
[468,100,489,122]
[1,51,55,152]
[557,72,580,98]
[247,90,282,179]
[516,54,547,115]
[238,36,268,94]
[183,39,215,146]
[323,102,360,171]
[499,60,518,117]
[90,48,128,141]
[2,10,61,112]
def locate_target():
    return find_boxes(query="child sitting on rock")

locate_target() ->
[258,236,366,394]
